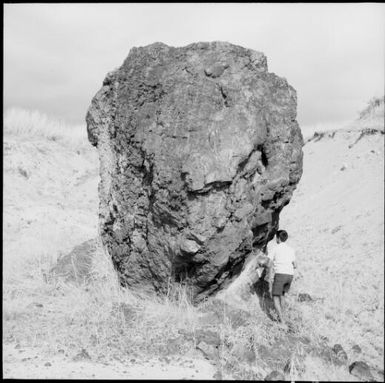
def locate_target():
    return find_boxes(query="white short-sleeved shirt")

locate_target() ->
[269,242,296,275]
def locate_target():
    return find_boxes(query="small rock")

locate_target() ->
[332,344,344,354]
[297,293,313,302]
[265,370,285,381]
[51,239,97,285]
[349,361,374,381]
[44,362,52,367]
[58,349,65,354]
[351,344,362,354]
[72,348,91,361]
[340,163,348,171]
[332,344,348,364]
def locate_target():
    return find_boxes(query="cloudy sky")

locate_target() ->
[4,3,384,130]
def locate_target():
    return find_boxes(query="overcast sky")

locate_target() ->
[4,3,385,130]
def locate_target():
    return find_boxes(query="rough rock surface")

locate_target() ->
[86,41,303,299]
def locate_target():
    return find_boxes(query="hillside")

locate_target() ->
[3,116,99,275]
[280,126,384,370]
[3,105,384,380]
[280,97,384,372]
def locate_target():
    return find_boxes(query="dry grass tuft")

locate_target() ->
[4,107,88,150]
[3,238,202,364]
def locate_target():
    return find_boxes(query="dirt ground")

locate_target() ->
[3,343,216,379]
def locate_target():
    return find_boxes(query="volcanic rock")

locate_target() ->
[332,344,348,364]
[349,361,374,381]
[297,293,313,302]
[86,41,303,299]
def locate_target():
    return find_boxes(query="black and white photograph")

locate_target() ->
[3,3,384,380]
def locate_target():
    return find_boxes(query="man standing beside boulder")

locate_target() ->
[267,230,297,327]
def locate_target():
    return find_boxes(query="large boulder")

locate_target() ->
[86,41,303,300]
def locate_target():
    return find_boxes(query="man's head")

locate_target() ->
[276,230,288,243]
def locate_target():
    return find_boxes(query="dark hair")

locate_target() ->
[276,230,288,242]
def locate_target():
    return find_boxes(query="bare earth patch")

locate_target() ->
[3,344,215,379]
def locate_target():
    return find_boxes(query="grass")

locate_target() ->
[358,96,384,120]
[4,107,88,151]
[3,240,199,360]
[2,238,362,380]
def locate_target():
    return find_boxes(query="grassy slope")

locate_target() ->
[3,128,99,280]
[3,107,384,379]
[281,98,384,371]
[280,128,384,370]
